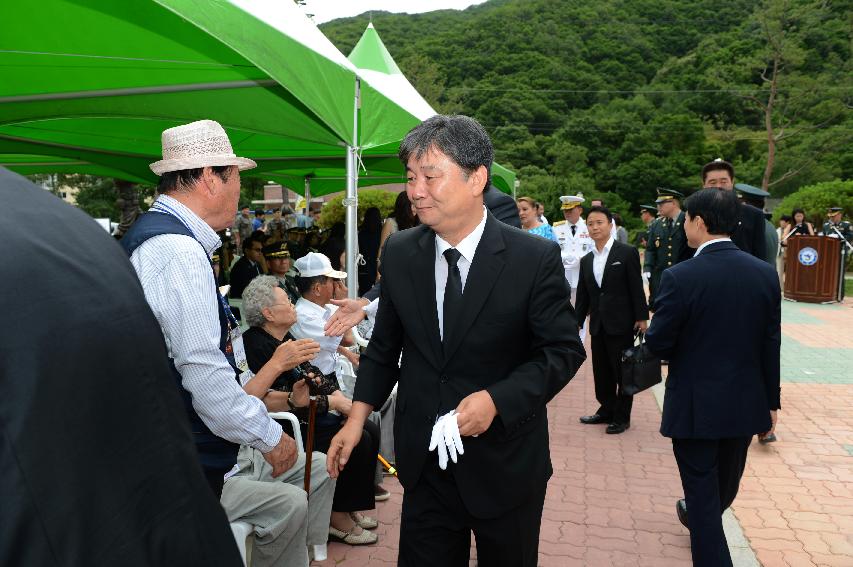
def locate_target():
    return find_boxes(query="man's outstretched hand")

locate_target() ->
[326,419,364,478]
[324,298,368,336]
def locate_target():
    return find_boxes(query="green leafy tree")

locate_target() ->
[318,189,399,228]
[772,180,853,226]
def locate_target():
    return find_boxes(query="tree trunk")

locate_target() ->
[761,57,780,191]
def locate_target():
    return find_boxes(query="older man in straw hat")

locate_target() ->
[120,120,334,567]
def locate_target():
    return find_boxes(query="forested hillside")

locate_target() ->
[321,0,852,222]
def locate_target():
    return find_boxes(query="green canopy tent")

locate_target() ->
[347,23,517,195]
[0,3,516,291]
[0,0,422,294]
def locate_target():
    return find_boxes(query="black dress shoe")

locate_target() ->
[579,414,608,424]
[676,499,689,528]
[605,422,629,434]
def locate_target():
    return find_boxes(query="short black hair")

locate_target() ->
[684,188,740,235]
[296,275,330,296]
[254,209,265,216]
[271,207,280,214]
[242,234,262,253]
[702,159,735,183]
[586,205,613,223]
[780,215,792,222]
[157,165,233,194]
[398,114,494,191]
[791,207,806,219]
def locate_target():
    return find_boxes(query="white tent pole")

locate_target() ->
[345,78,361,299]
[303,177,311,216]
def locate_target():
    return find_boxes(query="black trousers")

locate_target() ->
[398,460,546,567]
[672,436,752,567]
[590,331,634,424]
[302,417,379,512]
[204,466,229,499]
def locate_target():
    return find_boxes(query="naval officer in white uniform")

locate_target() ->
[552,194,591,305]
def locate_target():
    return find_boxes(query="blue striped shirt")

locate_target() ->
[129,194,281,453]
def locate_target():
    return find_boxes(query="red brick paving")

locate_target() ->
[315,300,853,566]
[317,349,693,566]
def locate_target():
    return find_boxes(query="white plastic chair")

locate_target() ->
[227,297,248,332]
[229,412,327,564]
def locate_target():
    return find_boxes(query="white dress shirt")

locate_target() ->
[694,237,732,257]
[434,207,488,340]
[290,297,343,375]
[130,195,281,453]
[591,236,615,287]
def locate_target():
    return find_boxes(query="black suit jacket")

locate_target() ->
[678,201,768,262]
[484,185,521,228]
[354,212,585,518]
[645,241,781,439]
[0,168,240,566]
[228,255,262,298]
[575,241,649,336]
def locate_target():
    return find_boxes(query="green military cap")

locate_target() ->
[655,188,684,204]
[263,241,291,259]
[734,183,770,198]
[639,204,658,214]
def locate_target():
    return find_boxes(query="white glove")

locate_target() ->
[442,412,464,465]
[428,415,449,470]
[643,272,651,279]
[428,411,465,470]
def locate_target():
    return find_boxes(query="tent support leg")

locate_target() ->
[345,79,360,300]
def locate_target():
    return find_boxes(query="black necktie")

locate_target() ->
[571,224,576,236]
[442,248,463,346]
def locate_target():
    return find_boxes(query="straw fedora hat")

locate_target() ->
[149,119,257,175]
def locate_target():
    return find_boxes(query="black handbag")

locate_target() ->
[620,332,662,395]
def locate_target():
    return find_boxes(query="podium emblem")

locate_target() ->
[798,247,818,266]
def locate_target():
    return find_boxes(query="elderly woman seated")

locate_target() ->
[242,272,380,546]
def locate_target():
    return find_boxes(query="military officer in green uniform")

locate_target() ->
[644,188,687,311]
[263,241,300,305]
[823,207,853,301]
[735,183,777,266]
[823,207,853,243]
[635,204,658,248]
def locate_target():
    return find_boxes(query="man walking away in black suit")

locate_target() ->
[483,183,521,228]
[575,206,649,434]
[645,189,781,567]
[325,115,585,567]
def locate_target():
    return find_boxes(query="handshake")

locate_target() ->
[428,410,465,470]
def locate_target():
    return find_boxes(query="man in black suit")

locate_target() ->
[575,206,649,434]
[229,234,264,298]
[326,115,586,566]
[0,168,241,566]
[483,183,521,228]
[645,189,781,567]
[679,159,767,261]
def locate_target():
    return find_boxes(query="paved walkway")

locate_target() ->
[316,299,853,566]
